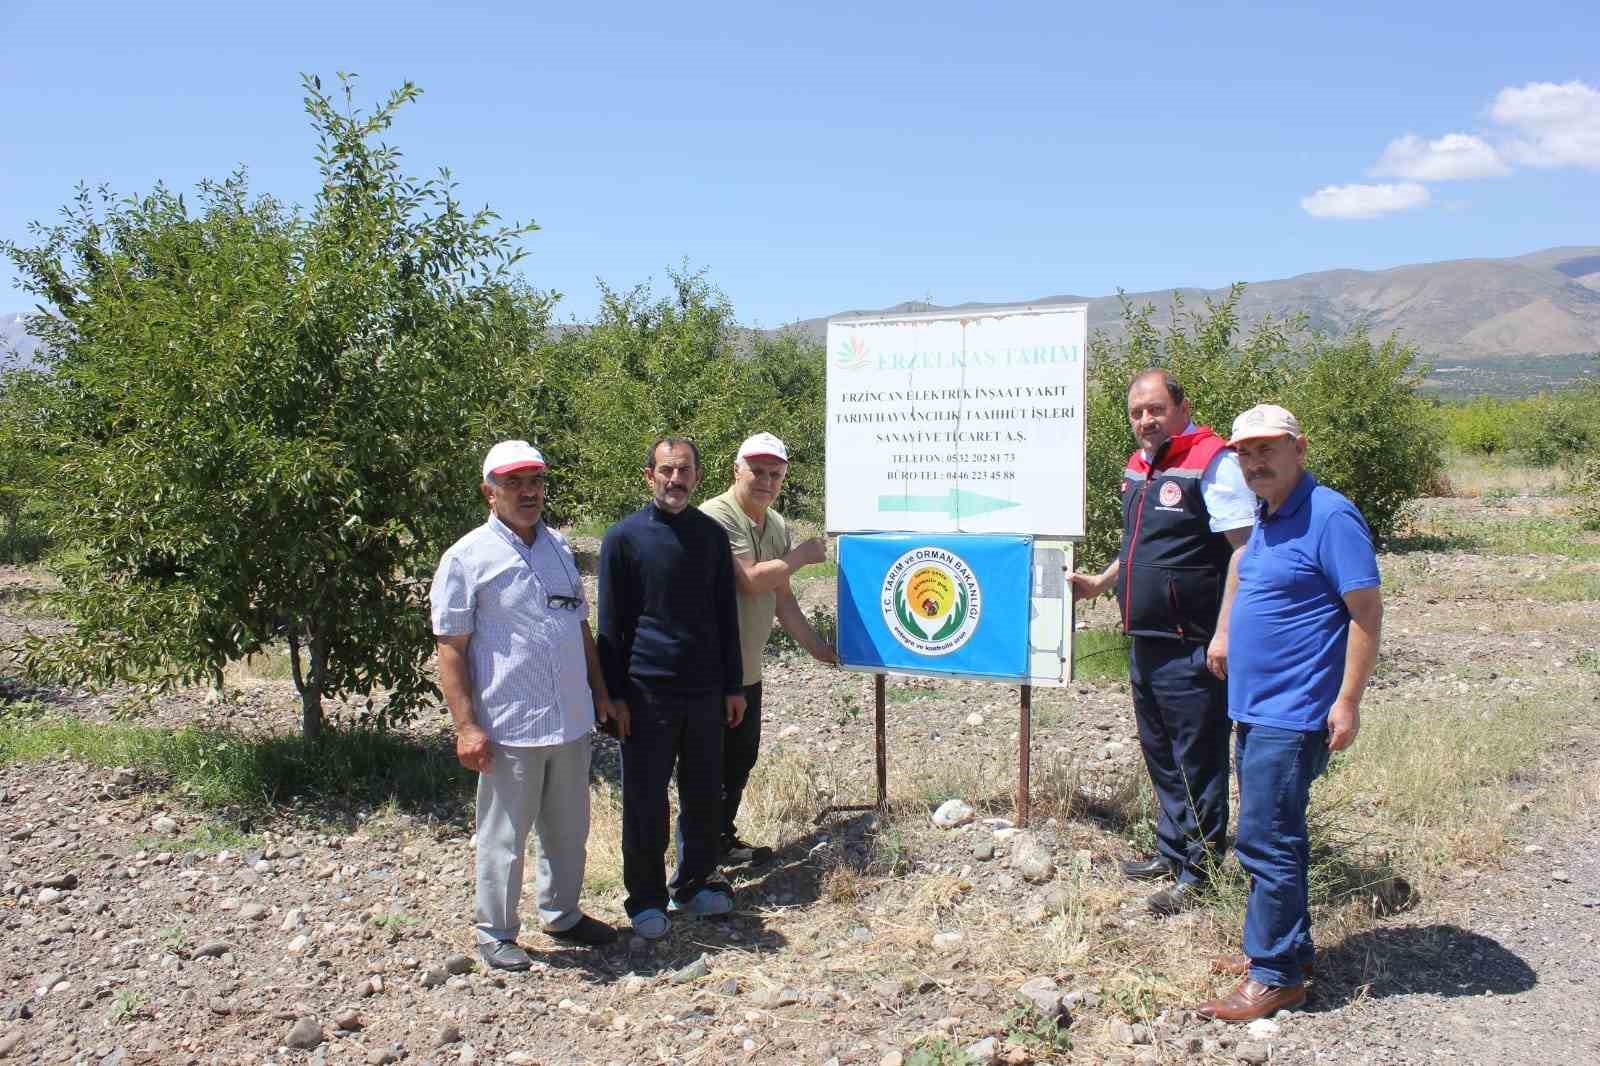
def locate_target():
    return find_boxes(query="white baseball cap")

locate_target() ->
[736,432,789,463]
[1229,404,1303,446]
[482,440,547,480]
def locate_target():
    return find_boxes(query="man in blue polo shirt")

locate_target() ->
[1197,404,1383,1023]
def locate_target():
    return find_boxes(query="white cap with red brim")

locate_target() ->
[736,432,789,463]
[482,440,547,480]
[1229,404,1303,446]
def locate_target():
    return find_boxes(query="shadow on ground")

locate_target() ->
[1312,924,1536,1009]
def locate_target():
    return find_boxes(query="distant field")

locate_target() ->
[1421,352,1599,398]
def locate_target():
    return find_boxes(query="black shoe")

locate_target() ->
[722,835,774,865]
[545,914,616,948]
[1121,856,1177,882]
[1147,881,1202,916]
[479,939,533,971]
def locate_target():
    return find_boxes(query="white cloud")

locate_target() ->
[1489,79,1600,168]
[1300,182,1430,220]
[1370,132,1509,180]
[1306,78,1598,220]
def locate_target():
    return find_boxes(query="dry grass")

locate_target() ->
[559,647,1598,1048]
[1322,671,1594,873]
[221,643,297,684]
[582,779,626,901]
[1522,563,1600,602]
[1442,451,1569,498]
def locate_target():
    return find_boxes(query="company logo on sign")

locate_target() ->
[881,547,982,655]
[1159,481,1182,507]
[834,336,870,371]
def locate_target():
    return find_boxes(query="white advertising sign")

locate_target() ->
[825,304,1087,536]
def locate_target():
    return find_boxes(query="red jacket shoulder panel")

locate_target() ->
[1124,426,1225,476]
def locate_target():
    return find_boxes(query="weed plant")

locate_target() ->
[1072,627,1131,683]
[0,712,470,814]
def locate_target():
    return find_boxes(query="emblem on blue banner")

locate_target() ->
[838,533,1031,680]
[881,547,982,655]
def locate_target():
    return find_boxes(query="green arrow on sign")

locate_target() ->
[877,488,1021,519]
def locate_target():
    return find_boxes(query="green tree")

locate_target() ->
[1508,383,1600,467]
[1288,330,1441,544]
[1082,286,1290,567]
[1,75,556,740]
[550,269,759,522]
[737,331,827,522]
[0,368,55,563]
[1084,287,1438,563]
[1441,397,1511,456]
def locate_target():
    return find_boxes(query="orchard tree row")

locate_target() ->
[2,76,1451,738]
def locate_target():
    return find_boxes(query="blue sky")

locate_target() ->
[3,1,1596,326]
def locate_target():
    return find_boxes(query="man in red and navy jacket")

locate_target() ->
[1072,370,1255,914]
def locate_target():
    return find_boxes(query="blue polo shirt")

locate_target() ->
[1227,472,1381,732]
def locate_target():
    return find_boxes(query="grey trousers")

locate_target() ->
[473,736,591,945]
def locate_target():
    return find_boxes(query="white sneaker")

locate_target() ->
[668,888,734,917]
[631,908,669,940]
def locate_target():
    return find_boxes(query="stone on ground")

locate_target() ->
[932,798,976,828]
[284,1017,323,1050]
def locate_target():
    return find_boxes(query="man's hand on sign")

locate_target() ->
[792,537,827,568]
[1068,571,1110,601]
[725,692,747,728]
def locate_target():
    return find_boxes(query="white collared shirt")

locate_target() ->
[1143,421,1255,534]
[429,515,593,746]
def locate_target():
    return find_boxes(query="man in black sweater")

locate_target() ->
[597,437,745,940]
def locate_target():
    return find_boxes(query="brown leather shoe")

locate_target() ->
[1210,952,1314,980]
[1194,977,1306,1022]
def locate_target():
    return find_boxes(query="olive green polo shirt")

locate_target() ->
[699,488,792,686]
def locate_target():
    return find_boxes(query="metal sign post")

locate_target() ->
[815,673,888,823]
[1017,684,1032,827]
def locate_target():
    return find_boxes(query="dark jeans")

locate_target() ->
[620,684,726,917]
[1129,638,1231,885]
[1235,722,1330,987]
[721,682,762,840]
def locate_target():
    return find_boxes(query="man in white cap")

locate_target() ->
[430,440,626,971]
[1195,405,1382,1022]
[698,432,836,864]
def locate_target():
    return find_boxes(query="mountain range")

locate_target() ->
[0,312,42,369]
[7,247,1600,376]
[774,246,1600,365]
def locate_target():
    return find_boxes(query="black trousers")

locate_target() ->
[721,681,763,840]
[1128,637,1231,885]
[620,684,726,917]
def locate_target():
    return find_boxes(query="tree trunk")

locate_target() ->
[287,624,326,743]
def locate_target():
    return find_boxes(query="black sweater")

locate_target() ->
[597,502,743,699]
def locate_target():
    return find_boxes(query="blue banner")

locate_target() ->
[837,533,1032,680]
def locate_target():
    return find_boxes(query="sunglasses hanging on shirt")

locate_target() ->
[539,535,584,611]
